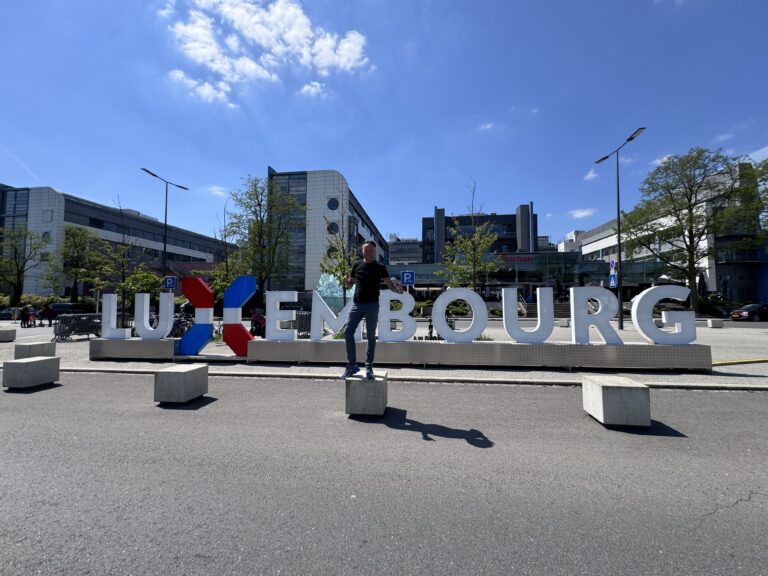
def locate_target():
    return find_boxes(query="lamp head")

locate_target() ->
[626,127,646,142]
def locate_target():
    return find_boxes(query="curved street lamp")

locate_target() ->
[595,127,646,330]
[141,167,189,277]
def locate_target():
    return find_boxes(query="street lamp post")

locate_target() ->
[595,127,645,330]
[140,167,189,277]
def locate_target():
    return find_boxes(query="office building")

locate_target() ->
[267,167,388,291]
[0,184,230,296]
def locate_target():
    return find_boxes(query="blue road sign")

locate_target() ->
[400,271,415,285]
[163,276,178,291]
[609,272,617,289]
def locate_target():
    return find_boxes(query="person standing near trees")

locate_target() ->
[341,240,403,379]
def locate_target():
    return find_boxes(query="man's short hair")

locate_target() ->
[362,240,376,248]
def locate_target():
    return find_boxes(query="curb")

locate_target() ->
[43,366,768,391]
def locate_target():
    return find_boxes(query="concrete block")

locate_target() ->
[90,338,176,360]
[346,372,388,416]
[0,328,16,343]
[557,318,570,328]
[582,373,651,427]
[707,319,724,328]
[154,364,208,403]
[14,342,56,359]
[3,356,61,389]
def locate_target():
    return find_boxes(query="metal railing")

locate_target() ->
[53,314,102,342]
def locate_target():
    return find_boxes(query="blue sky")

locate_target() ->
[2,0,767,244]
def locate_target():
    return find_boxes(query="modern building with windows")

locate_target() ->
[0,183,230,296]
[420,203,541,264]
[267,167,388,291]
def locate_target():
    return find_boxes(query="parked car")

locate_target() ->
[0,307,21,320]
[48,302,95,319]
[730,303,768,322]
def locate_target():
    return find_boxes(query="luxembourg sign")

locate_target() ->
[98,276,704,362]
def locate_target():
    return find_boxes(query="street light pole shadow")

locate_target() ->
[351,407,495,448]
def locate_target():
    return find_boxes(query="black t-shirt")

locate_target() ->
[351,259,389,304]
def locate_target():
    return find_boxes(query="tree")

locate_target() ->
[436,181,503,291]
[227,175,305,294]
[0,225,50,306]
[122,270,161,310]
[622,148,754,311]
[60,225,110,303]
[101,198,150,321]
[319,217,358,305]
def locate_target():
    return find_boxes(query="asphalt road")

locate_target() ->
[1,374,767,575]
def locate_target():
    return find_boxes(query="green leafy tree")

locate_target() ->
[40,253,68,297]
[436,182,503,291]
[622,148,756,311]
[60,225,111,303]
[121,271,161,311]
[227,175,305,294]
[0,225,50,306]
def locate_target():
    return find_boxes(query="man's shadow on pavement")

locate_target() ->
[351,407,494,448]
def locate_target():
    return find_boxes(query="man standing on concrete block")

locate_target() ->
[341,241,403,379]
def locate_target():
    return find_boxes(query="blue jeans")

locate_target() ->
[344,301,379,368]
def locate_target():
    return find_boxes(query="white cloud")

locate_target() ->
[169,69,236,107]
[569,208,596,219]
[714,133,734,142]
[478,122,494,131]
[748,144,768,163]
[530,107,540,114]
[619,154,637,165]
[298,81,325,97]
[583,168,598,181]
[158,1,176,19]
[651,154,672,167]
[208,185,228,196]
[545,213,553,218]
[166,0,370,105]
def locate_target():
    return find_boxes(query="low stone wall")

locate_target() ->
[247,340,712,371]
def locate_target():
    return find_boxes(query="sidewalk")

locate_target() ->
[1,319,767,390]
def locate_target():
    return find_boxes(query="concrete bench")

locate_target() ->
[15,342,56,359]
[582,374,650,428]
[707,319,724,328]
[3,356,61,389]
[557,318,570,328]
[346,371,388,416]
[0,328,16,343]
[154,364,208,404]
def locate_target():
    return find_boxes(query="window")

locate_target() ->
[327,198,339,210]
[42,209,53,222]
[42,231,51,242]
[327,222,339,234]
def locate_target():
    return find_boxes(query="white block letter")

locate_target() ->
[101,293,130,339]
[310,292,360,341]
[570,287,622,344]
[631,285,696,345]
[432,288,488,343]
[378,290,417,342]
[265,291,298,341]
[502,287,554,343]
[134,292,175,339]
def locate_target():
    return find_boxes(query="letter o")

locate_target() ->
[432,288,488,343]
